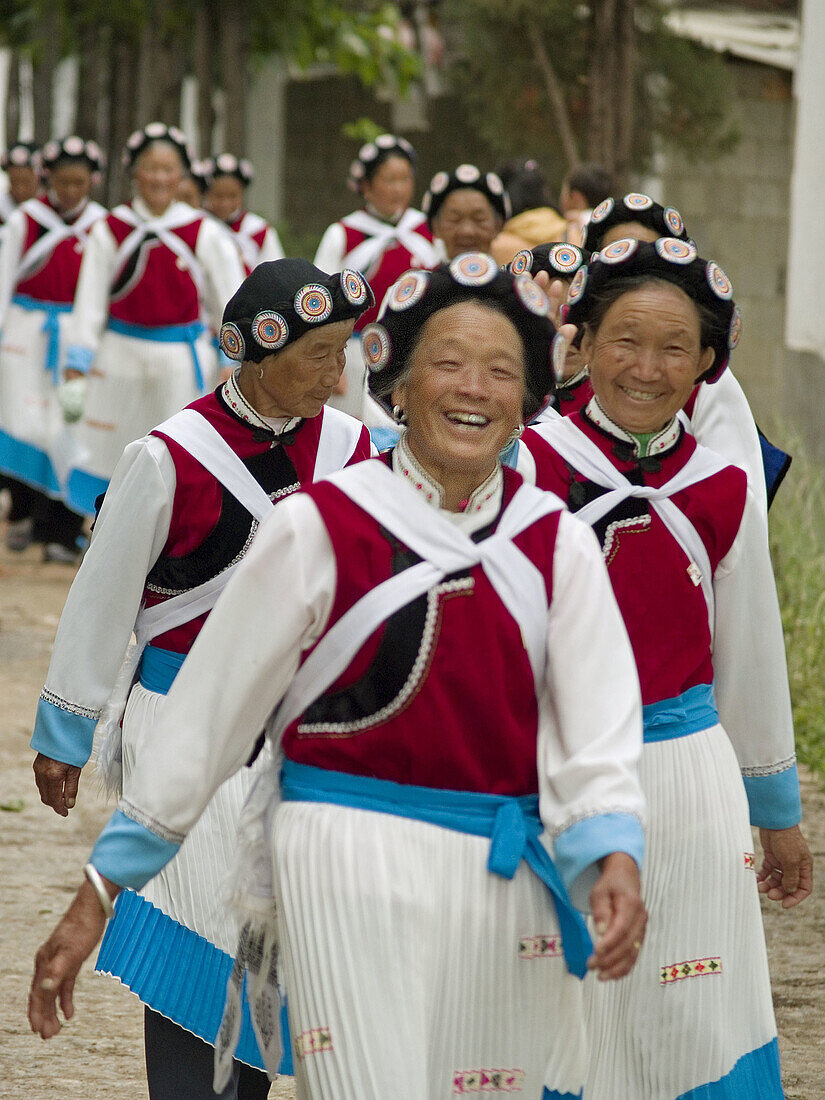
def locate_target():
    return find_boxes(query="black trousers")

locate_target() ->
[144,1007,272,1100]
[4,475,84,548]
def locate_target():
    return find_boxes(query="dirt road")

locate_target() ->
[1,539,822,1098]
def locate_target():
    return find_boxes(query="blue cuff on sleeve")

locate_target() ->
[743,764,802,829]
[90,808,181,890]
[65,345,94,374]
[369,426,401,453]
[31,696,96,767]
[554,813,645,911]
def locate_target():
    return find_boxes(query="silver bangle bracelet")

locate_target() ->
[84,863,115,919]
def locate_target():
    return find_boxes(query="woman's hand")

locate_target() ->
[757,825,813,908]
[29,879,115,1038]
[588,851,647,980]
[33,753,82,815]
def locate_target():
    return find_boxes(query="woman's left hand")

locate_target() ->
[588,851,647,981]
[757,825,813,908]
[29,881,109,1039]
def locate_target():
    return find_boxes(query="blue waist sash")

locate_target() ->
[12,293,72,384]
[642,682,718,744]
[139,644,186,695]
[107,317,207,392]
[280,759,592,978]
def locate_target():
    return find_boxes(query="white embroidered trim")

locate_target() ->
[297,577,475,736]
[741,755,797,778]
[222,370,300,436]
[394,433,502,515]
[555,365,589,391]
[272,482,300,501]
[586,395,681,457]
[39,688,99,721]
[549,806,645,841]
[602,514,651,561]
[118,797,186,845]
[145,522,262,597]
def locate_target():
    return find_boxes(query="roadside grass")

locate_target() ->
[768,442,825,780]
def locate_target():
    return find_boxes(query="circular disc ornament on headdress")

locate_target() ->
[548,244,583,274]
[728,306,742,349]
[552,332,569,382]
[252,310,289,350]
[591,197,614,224]
[123,122,191,170]
[655,237,697,265]
[359,143,378,163]
[375,134,396,150]
[41,135,105,173]
[386,270,429,311]
[623,193,654,211]
[706,260,734,301]
[601,237,639,264]
[219,322,245,361]
[341,269,369,306]
[509,249,533,276]
[567,265,588,304]
[430,171,450,194]
[362,324,392,372]
[449,252,498,287]
[486,172,504,195]
[514,273,549,316]
[664,207,684,237]
[455,163,481,184]
[294,284,333,323]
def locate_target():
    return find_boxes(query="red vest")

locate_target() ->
[342,215,435,331]
[15,198,98,303]
[523,414,746,705]
[107,205,203,326]
[281,464,561,795]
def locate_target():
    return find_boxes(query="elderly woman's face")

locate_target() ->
[393,301,525,481]
[432,189,502,260]
[582,282,714,433]
[256,319,354,418]
[134,143,184,214]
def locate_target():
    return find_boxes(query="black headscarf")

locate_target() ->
[582,193,690,253]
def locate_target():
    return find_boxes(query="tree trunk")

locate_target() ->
[195,1,216,155]
[525,17,580,171]
[5,51,19,146]
[31,8,59,144]
[614,0,635,190]
[106,33,139,205]
[220,0,247,155]
[135,18,158,128]
[76,22,109,142]
[588,0,618,173]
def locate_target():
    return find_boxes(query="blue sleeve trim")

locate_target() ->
[65,345,94,374]
[31,697,96,766]
[554,812,645,911]
[743,764,802,829]
[369,426,401,453]
[90,808,181,890]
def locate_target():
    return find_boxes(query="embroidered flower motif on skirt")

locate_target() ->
[660,957,723,984]
[453,1068,525,1093]
[744,852,756,869]
[518,934,563,959]
[295,1026,334,1061]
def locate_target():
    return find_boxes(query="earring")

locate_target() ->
[506,422,524,446]
[392,405,407,424]
[257,365,264,380]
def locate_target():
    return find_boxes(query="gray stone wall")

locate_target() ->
[658,59,793,434]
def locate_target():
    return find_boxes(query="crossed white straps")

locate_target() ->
[109,203,207,296]
[341,208,439,276]
[16,198,104,282]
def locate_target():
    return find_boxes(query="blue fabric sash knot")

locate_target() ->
[138,644,186,694]
[12,293,72,384]
[280,759,593,978]
[107,317,207,392]
[642,682,718,743]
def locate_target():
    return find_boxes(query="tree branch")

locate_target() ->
[525,16,580,170]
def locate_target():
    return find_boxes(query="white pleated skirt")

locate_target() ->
[270,799,586,1100]
[66,327,217,513]
[582,724,780,1100]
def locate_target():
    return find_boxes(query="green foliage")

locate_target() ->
[769,439,825,780]
[341,116,385,144]
[442,0,739,187]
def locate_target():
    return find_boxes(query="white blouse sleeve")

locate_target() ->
[313,222,347,274]
[120,493,337,838]
[31,437,175,764]
[712,485,800,828]
[539,510,646,908]
[688,370,767,514]
[0,208,26,325]
[195,216,246,330]
[259,225,285,263]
